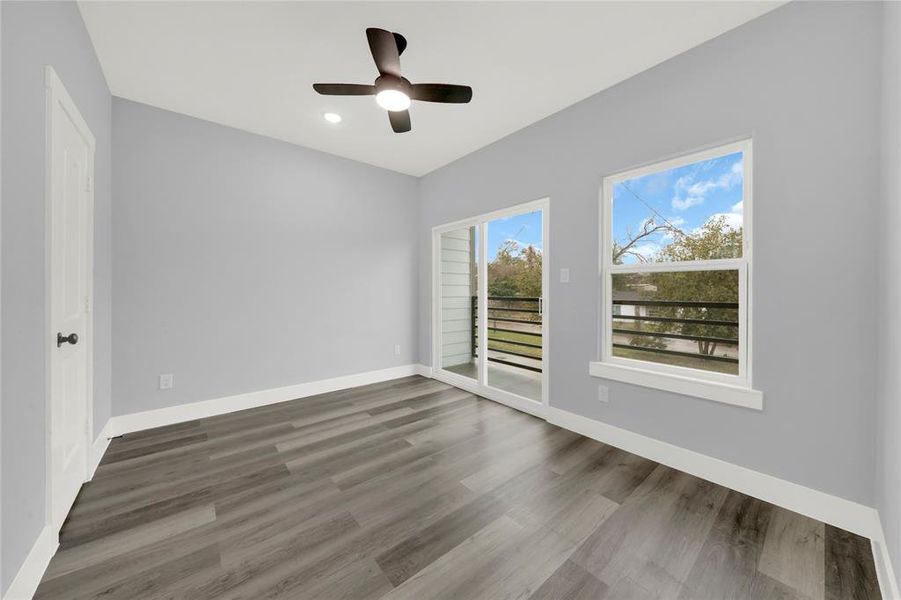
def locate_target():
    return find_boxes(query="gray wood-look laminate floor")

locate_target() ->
[35,376,880,599]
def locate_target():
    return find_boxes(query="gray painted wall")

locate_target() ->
[877,0,901,592]
[111,99,419,416]
[0,0,897,593]
[418,1,881,504]
[0,1,112,593]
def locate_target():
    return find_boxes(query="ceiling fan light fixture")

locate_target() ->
[375,89,411,112]
[312,28,472,132]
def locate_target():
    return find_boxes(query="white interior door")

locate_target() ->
[47,66,95,528]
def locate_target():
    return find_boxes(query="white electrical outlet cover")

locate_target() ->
[560,268,570,283]
[598,385,609,403]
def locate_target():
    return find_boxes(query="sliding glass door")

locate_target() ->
[433,200,547,413]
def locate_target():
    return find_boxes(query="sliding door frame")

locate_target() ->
[431,197,549,418]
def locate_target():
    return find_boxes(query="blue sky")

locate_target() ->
[612,151,744,264]
[487,210,542,261]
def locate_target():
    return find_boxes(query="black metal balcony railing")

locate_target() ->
[466,297,737,374]
[471,296,542,373]
[612,298,739,366]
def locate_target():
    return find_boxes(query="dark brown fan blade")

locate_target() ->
[393,32,407,56]
[313,83,377,96]
[366,28,401,78]
[410,83,472,104]
[388,110,411,133]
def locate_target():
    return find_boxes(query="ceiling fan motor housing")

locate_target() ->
[375,75,412,95]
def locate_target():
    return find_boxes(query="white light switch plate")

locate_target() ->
[159,373,174,390]
[560,268,570,283]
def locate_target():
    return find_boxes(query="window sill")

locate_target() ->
[588,361,763,410]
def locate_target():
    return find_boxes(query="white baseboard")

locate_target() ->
[545,406,879,540]
[415,364,433,378]
[3,424,111,600]
[873,513,901,599]
[89,419,112,479]
[3,525,57,600]
[107,364,423,437]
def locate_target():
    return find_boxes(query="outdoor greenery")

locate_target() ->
[487,240,542,298]
[614,346,738,375]
[486,329,542,358]
[613,216,741,363]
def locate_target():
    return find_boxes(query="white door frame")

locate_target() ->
[431,197,550,418]
[44,65,95,534]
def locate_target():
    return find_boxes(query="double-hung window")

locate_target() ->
[591,140,762,409]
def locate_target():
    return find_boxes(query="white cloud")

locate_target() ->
[731,200,743,214]
[671,159,743,211]
[672,196,704,210]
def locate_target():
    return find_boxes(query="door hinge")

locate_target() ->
[84,295,91,313]
[86,176,92,193]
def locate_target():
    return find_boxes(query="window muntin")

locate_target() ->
[602,141,751,385]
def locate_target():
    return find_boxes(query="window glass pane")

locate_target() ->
[485,210,543,402]
[440,226,478,380]
[611,270,739,375]
[612,151,744,265]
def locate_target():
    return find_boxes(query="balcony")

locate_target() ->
[444,296,542,402]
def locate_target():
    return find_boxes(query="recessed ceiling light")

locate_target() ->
[323,112,342,124]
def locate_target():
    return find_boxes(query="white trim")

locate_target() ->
[598,139,756,406]
[2,526,57,600]
[88,419,112,480]
[431,197,550,234]
[873,513,901,600]
[545,405,877,538]
[431,368,546,419]
[602,263,748,389]
[414,364,433,378]
[608,257,744,274]
[430,197,550,412]
[107,364,422,437]
[589,361,763,410]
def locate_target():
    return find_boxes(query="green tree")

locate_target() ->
[487,240,542,298]
[644,216,741,356]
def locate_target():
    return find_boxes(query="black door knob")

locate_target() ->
[57,332,78,347]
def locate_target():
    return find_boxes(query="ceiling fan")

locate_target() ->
[313,28,473,133]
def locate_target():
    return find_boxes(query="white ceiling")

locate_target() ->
[79,1,782,176]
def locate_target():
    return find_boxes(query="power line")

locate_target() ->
[619,182,688,239]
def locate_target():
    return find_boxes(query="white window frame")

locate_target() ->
[590,139,763,410]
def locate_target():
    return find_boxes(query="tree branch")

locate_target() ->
[613,219,675,263]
